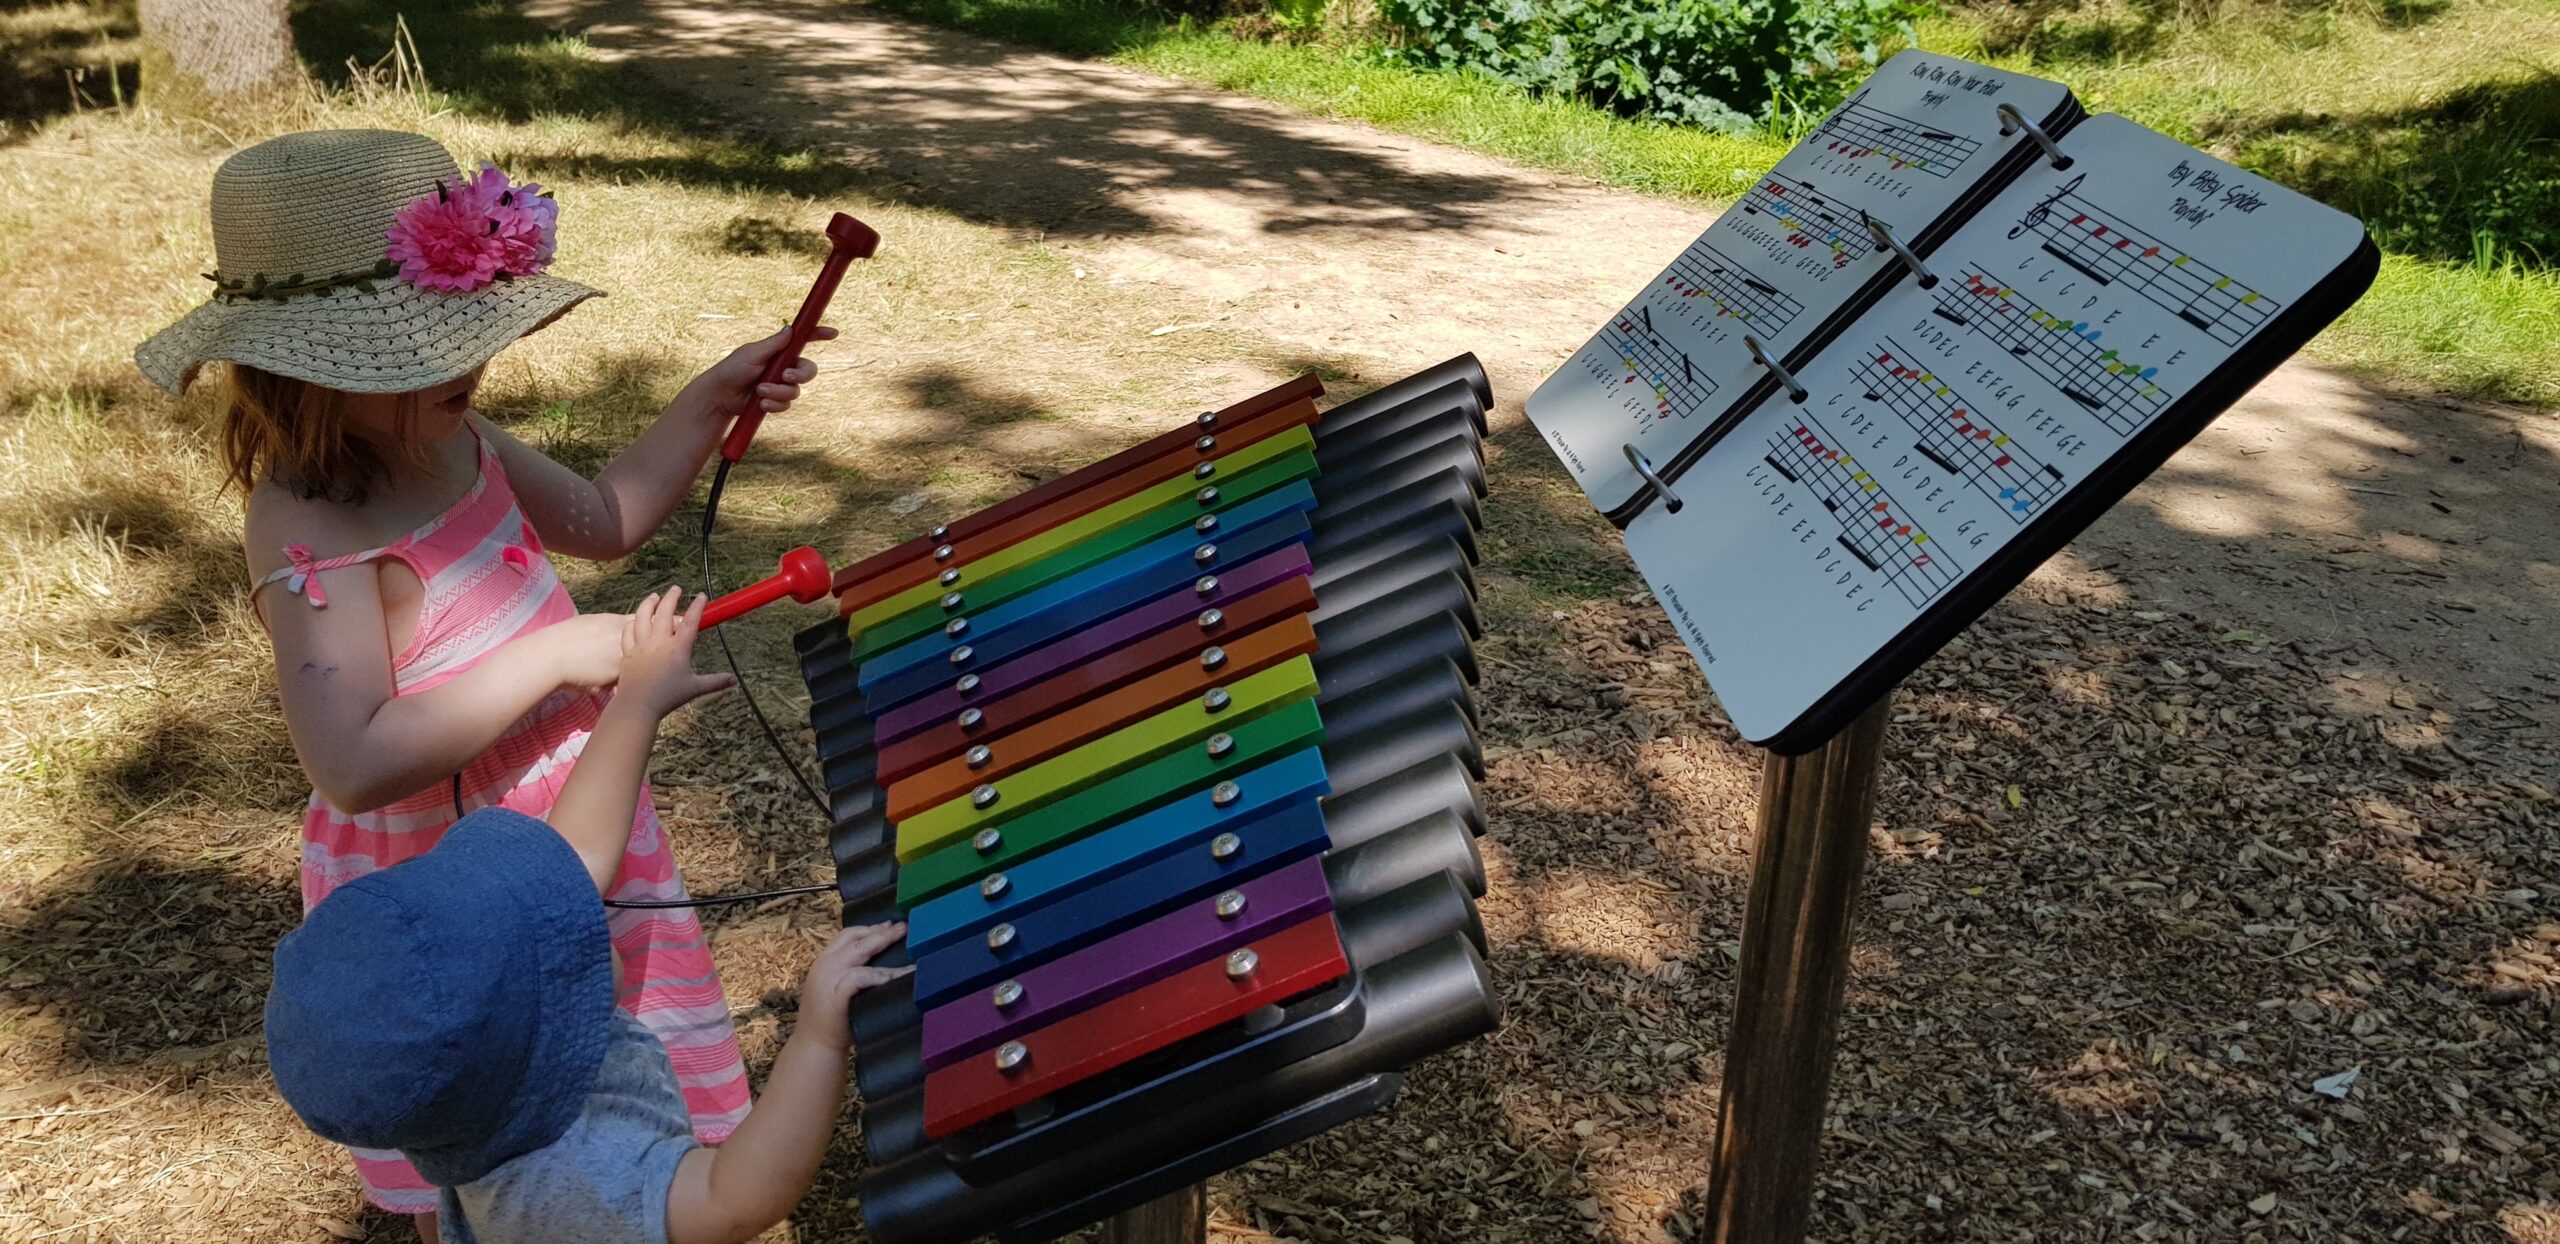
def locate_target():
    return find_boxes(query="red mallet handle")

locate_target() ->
[720,212,881,464]
[701,547,834,628]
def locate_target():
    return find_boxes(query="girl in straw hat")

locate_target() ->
[137,128,830,1234]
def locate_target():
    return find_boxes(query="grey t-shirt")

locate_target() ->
[437,1010,700,1244]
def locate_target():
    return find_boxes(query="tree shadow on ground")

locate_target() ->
[0,0,135,137]
[296,0,1546,248]
[2198,69,2560,270]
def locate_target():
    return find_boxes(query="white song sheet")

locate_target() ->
[1624,115,2368,744]
[1525,51,2074,515]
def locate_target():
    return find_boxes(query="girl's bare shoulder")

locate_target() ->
[242,482,372,582]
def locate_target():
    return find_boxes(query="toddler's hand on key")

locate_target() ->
[548,613,632,691]
[798,922,910,1053]
[615,586,737,718]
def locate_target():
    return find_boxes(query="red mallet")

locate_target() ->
[701,547,833,628]
[720,212,882,464]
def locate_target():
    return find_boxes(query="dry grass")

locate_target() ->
[3,10,2557,1244]
[0,51,1288,1242]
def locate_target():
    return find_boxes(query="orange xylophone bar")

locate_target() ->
[829,376,1324,612]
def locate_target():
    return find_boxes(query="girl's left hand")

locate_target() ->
[689,325,840,420]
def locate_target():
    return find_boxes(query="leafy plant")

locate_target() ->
[1378,0,1921,131]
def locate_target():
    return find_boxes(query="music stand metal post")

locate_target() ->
[1103,1183,1209,1243]
[1704,694,1893,1244]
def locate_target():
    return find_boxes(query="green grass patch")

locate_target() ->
[872,0,2560,408]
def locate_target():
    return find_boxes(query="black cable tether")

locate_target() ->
[605,882,836,909]
[699,456,833,816]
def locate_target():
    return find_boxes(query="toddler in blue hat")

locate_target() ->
[265,587,908,1244]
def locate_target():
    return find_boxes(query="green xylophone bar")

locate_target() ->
[832,379,1323,613]
[897,697,1328,907]
[848,431,1318,660]
[893,655,1320,862]
[884,613,1319,820]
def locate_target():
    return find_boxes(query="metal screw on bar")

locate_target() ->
[1194,514,1218,534]
[1197,607,1225,630]
[981,874,1011,900]
[956,673,982,694]
[1202,687,1232,712]
[958,707,985,730]
[972,826,1003,854]
[1195,485,1219,506]
[949,645,975,667]
[1195,434,1217,453]
[941,592,965,612]
[991,980,1024,1009]
[934,544,954,562]
[967,745,994,770]
[1214,889,1247,919]
[1224,948,1259,979]
[1211,783,1242,810]
[994,1040,1028,1072]
[944,617,970,638]
[971,784,1000,810]
[1193,543,1218,566]
[1193,461,1216,480]
[1200,646,1228,671]
[1194,575,1220,596]
[1206,731,1235,758]
[930,524,950,541]
[986,921,1017,948]
[1197,410,1217,428]
[940,567,962,586]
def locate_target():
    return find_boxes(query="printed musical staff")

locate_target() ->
[1662,241,1807,333]
[1761,413,1964,608]
[1597,305,1715,425]
[1814,91,1981,179]
[1936,268,2170,437]
[2006,174,2277,346]
[1736,175,1872,270]
[1855,340,2066,522]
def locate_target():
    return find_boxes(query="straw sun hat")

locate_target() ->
[135,129,598,395]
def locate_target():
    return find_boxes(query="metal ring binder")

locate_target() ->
[1996,103,2072,170]
[1622,442,1684,514]
[1860,212,1937,288]
[1744,335,1809,404]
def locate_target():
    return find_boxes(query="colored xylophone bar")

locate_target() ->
[794,356,1503,1244]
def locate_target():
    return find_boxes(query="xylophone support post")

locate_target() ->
[1702,694,1892,1244]
[1101,1182,1208,1244]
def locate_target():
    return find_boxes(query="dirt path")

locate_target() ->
[531,0,2558,729]
[519,4,2560,1240]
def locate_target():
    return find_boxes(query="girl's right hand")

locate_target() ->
[546,613,633,690]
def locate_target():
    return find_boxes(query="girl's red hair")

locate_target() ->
[217,365,420,504]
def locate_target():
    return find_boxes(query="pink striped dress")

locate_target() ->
[255,428,752,1214]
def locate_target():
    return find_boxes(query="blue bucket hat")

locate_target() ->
[265,808,616,1187]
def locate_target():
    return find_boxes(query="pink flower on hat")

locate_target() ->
[384,164,558,293]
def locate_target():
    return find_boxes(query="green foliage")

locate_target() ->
[1376,0,1921,131]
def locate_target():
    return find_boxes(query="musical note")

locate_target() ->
[1594,306,1716,426]
[1858,342,2067,521]
[1763,413,1964,607]
[1815,96,1982,178]
[2004,175,2276,345]
[1939,269,2172,437]
[1660,240,1808,332]
[1736,176,1872,270]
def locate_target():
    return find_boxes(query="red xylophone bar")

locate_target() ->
[829,376,1324,611]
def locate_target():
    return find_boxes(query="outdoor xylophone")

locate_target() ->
[790,356,1505,1242]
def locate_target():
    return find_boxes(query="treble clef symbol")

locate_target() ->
[2007,172,2086,240]
[1817,89,1867,136]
